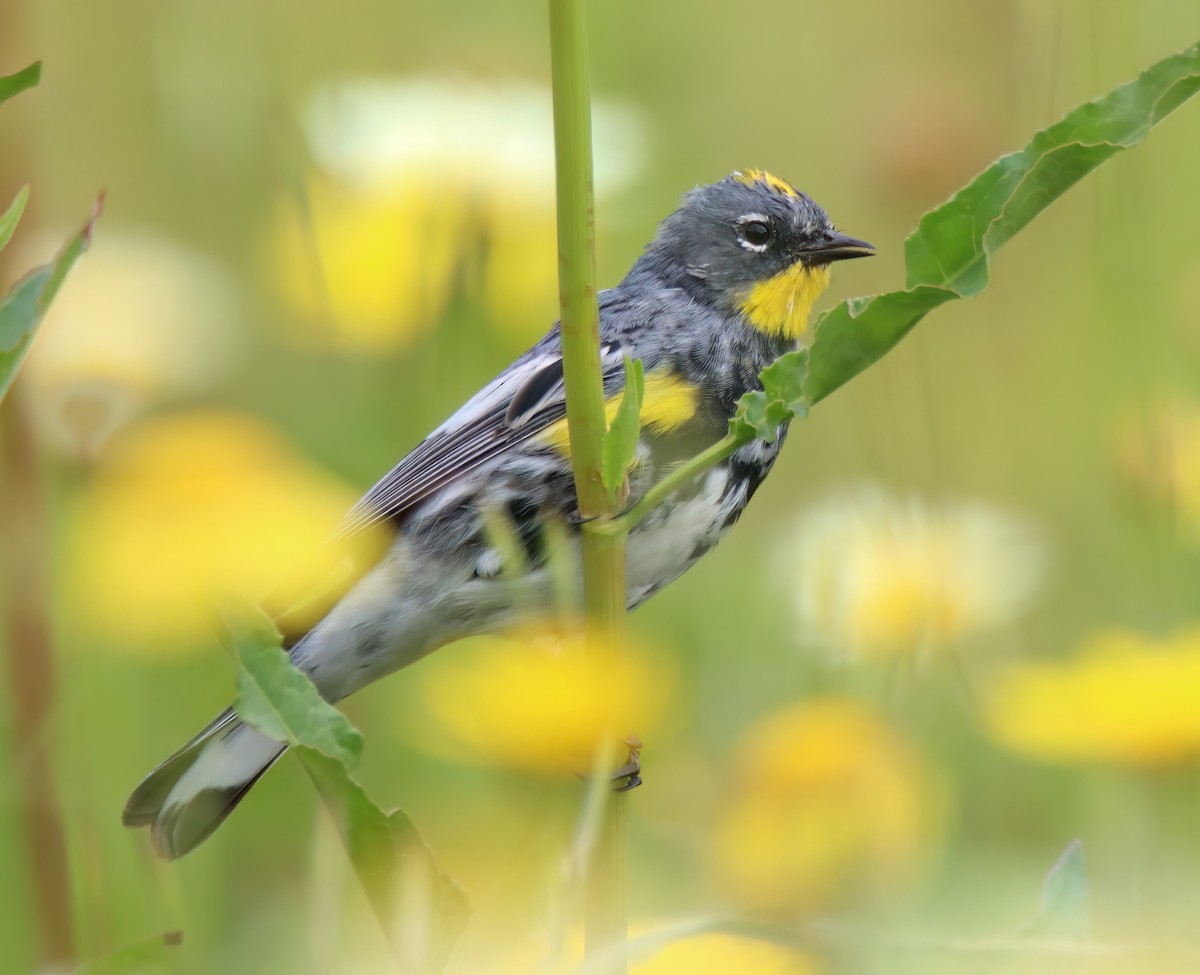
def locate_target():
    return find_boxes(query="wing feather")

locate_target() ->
[334,342,626,539]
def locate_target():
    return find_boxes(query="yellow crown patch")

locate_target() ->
[732,169,799,199]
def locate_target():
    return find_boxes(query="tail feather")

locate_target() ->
[123,709,286,859]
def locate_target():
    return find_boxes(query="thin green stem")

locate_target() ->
[598,433,747,538]
[548,0,629,968]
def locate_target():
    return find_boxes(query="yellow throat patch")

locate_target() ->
[738,262,832,340]
[539,370,699,455]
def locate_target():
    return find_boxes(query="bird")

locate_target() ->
[122,169,874,859]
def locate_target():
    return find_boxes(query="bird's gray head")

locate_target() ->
[628,170,874,339]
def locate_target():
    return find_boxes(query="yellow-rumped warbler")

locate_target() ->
[123,170,873,858]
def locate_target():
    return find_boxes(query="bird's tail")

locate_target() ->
[122,708,286,859]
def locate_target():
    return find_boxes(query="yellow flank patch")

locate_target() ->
[732,168,799,198]
[539,370,699,454]
[739,263,832,340]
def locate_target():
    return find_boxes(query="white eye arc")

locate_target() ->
[737,213,772,252]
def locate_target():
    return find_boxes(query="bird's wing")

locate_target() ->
[268,340,631,646]
[334,340,629,540]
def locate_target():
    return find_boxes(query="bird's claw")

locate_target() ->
[611,734,642,792]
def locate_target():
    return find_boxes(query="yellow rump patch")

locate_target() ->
[539,370,699,454]
[739,263,832,340]
[732,169,799,199]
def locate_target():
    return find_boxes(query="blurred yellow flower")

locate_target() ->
[268,174,467,350]
[68,410,382,654]
[633,932,817,975]
[16,232,238,458]
[420,629,671,776]
[985,628,1200,766]
[786,486,1045,660]
[714,699,937,915]
[269,78,647,348]
[480,192,561,341]
[1114,398,1200,540]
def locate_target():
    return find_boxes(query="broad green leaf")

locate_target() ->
[0,62,40,106]
[223,605,467,963]
[729,350,808,443]
[600,356,644,505]
[298,747,468,967]
[0,185,29,252]
[729,392,791,443]
[72,931,182,975]
[758,349,809,418]
[806,42,1200,406]
[0,196,102,402]
[222,601,363,770]
[1030,838,1089,939]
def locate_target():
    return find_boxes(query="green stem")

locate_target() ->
[598,433,747,538]
[548,0,629,968]
[549,0,606,517]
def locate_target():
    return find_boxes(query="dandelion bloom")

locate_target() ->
[17,233,237,457]
[419,628,670,776]
[714,699,938,915]
[633,932,817,975]
[268,78,646,348]
[785,485,1044,661]
[68,410,383,653]
[985,629,1200,766]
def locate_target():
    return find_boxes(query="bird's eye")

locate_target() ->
[739,219,772,249]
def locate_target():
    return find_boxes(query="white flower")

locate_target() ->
[785,485,1046,660]
[302,77,647,199]
[268,77,649,349]
[18,232,239,458]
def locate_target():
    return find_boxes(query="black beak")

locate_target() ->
[800,231,875,264]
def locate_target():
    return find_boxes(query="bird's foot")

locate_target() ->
[611,734,642,792]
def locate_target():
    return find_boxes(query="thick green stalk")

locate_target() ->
[549,0,606,515]
[548,0,629,968]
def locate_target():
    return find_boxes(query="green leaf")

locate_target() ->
[0,62,40,106]
[729,392,789,443]
[222,601,363,770]
[600,356,644,506]
[758,349,809,418]
[0,195,102,402]
[72,931,182,975]
[729,350,808,443]
[1030,838,1089,940]
[223,604,467,964]
[298,746,469,965]
[806,42,1200,406]
[0,185,29,252]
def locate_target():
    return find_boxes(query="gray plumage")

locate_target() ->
[123,172,872,858]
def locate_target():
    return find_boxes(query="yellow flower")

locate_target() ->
[714,699,938,915]
[480,192,561,341]
[633,933,818,975]
[786,486,1044,660]
[985,629,1200,766]
[267,173,467,351]
[16,232,238,458]
[1114,398,1200,540]
[67,410,383,654]
[268,78,646,349]
[418,628,671,776]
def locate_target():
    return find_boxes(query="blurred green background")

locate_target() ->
[3,1,1200,973]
